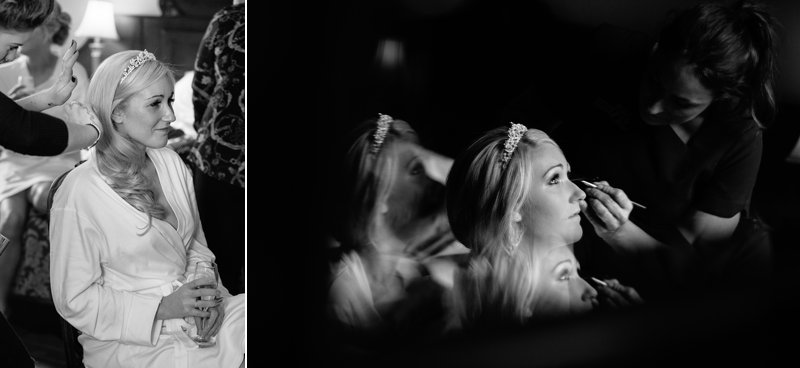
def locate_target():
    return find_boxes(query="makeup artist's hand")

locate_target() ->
[594,278,644,310]
[45,40,80,107]
[581,181,634,239]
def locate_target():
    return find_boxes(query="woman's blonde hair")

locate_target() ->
[337,116,419,253]
[446,126,558,325]
[85,50,176,232]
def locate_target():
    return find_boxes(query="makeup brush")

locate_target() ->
[580,180,647,210]
[590,276,608,287]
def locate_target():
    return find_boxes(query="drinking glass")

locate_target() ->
[187,261,219,347]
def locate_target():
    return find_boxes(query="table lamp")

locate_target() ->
[74,0,119,76]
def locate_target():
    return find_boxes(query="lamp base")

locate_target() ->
[88,37,104,76]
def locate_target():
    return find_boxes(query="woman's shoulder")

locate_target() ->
[51,159,106,207]
[708,114,763,144]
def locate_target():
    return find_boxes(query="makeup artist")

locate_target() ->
[533,0,779,300]
[0,0,100,158]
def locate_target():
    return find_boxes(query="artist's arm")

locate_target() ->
[581,183,697,286]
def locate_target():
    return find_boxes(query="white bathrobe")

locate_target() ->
[49,147,246,368]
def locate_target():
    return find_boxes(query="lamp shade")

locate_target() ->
[74,0,119,40]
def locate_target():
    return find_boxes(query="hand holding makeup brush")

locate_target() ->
[590,277,644,309]
[580,180,636,238]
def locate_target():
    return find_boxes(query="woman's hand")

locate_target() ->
[581,181,634,239]
[594,278,644,309]
[44,40,79,107]
[156,278,220,320]
[194,300,226,338]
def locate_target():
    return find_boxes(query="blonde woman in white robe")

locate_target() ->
[49,50,246,368]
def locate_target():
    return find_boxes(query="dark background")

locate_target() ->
[270,0,800,365]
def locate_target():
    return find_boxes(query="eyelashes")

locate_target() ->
[150,98,176,108]
[549,171,573,185]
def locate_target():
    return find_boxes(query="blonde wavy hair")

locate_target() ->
[85,50,176,231]
[338,117,419,253]
[446,126,558,327]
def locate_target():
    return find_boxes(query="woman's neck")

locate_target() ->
[517,235,569,265]
[670,115,705,144]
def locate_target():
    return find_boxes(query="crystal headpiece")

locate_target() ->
[370,113,393,155]
[120,50,156,82]
[500,122,528,170]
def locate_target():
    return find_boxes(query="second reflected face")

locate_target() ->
[531,245,598,316]
[383,140,447,246]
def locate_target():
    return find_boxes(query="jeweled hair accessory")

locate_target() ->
[120,50,156,82]
[370,113,393,155]
[500,122,528,170]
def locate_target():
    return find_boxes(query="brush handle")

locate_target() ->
[579,180,647,210]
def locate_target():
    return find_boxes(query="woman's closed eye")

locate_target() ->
[555,263,575,281]
[408,158,424,176]
[670,96,695,109]
[553,258,579,282]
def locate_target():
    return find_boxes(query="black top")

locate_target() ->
[545,25,764,297]
[553,24,762,238]
[0,91,67,156]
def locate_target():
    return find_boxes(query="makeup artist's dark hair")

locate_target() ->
[655,0,780,127]
[0,0,54,31]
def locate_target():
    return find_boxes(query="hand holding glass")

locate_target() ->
[187,261,219,347]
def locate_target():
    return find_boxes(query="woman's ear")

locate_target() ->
[511,211,522,223]
[378,202,389,215]
[111,110,124,124]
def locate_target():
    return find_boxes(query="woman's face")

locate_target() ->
[531,245,598,316]
[520,143,586,246]
[0,29,31,63]
[638,56,714,126]
[114,76,176,150]
[382,140,448,251]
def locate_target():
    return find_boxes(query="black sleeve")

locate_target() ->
[0,92,67,156]
[696,123,763,217]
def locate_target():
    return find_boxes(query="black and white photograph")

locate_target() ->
[0,0,247,367]
[281,0,800,366]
